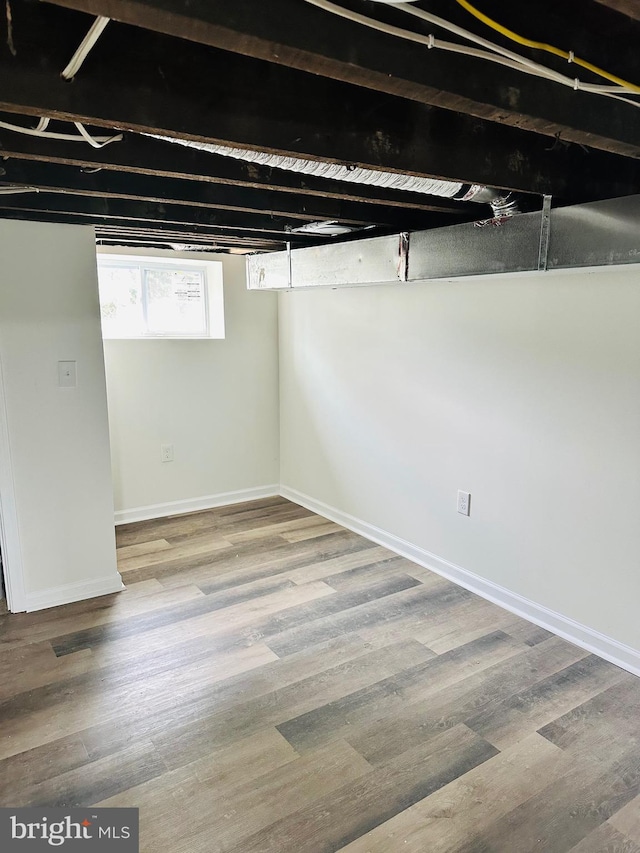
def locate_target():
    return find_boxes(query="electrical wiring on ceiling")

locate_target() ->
[454,0,640,94]
[0,116,123,147]
[397,1,640,109]
[301,0,640,109]
[0,186,40,195]
[73,120,122,148]
[303,0,573,86]
[0,15,119,148]
[397,2,640,107]
[61,15,110,81]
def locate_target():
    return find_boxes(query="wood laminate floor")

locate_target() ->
[1,496,640,852]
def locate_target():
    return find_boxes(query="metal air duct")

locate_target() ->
[248,195,640,289]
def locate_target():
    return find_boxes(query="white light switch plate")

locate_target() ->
[58,361,77,387]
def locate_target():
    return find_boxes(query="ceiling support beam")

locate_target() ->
[593,0,640,20]
[1,4,639,199]
[0,206,295,249]
[0,210,284,250]
[0,193,299,235]
[0,54,635,201]
[39,0,640,159]
[0,133,468,212]
[0,193,398,246]
[0,159,469,229]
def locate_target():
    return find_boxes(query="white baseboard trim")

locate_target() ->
[280,485,640,678]
[114,485,281,526]
[25,572,124,613]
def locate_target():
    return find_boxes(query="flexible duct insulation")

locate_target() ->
[147,134,464,198]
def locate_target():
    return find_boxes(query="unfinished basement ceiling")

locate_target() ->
[0,0,639,252]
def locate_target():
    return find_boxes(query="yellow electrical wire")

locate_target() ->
[455,0,640,94]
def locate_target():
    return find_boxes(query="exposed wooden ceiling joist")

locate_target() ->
[0,202,306,248]
[593,0,640,20]
[0,132,470,212]
[0,1,637,253]
[0,191,385,243]
[0,210,284,250]
[1,3,638,201]
[92,229,279,250]
[39,0,640,159]
[0,158,469,230]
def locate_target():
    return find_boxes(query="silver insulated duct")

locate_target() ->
[147,135,520,218]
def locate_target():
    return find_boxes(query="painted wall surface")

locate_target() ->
[102,250,279,515]
[279,268,640,650]
[0,220,119,606]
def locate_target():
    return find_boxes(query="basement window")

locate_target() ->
[97,254,224,339]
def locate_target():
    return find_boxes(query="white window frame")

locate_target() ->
[97,252,225,340]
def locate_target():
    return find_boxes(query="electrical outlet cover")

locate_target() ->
[457,490,471,516]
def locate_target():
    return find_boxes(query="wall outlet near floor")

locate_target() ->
[457,490,471,516]
[161,444,174,463]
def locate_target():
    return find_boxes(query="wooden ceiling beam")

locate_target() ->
[0,193,400,246]
[593,0,640,21]
[1,4,638,199]
[0,193,332,242]
[0,210,284,250]
[0,132,467,212]
[92,228,280,251]
[0,208,294,249]
[0,53,633,202]
[39,0,640,159]
[0,158,471,229]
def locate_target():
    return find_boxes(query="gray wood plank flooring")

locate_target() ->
[1,496,639,852]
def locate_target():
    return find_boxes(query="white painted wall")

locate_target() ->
[101,249,279,520]
[0,220,120,611]
[279,267,640,652]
